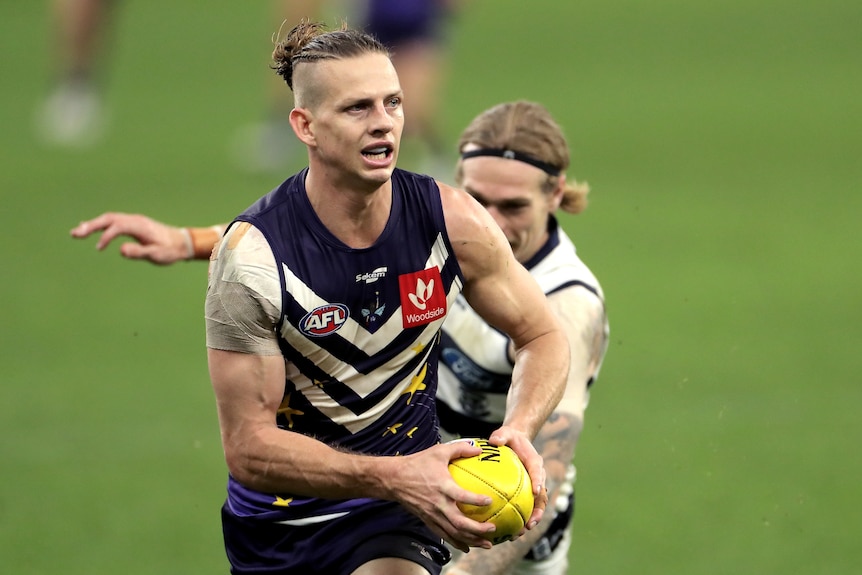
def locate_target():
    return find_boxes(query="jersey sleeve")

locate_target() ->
[205,222,282,356]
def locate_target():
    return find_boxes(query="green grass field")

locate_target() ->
[1,1,860,573]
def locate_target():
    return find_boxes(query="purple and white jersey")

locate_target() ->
[209,168,463,524]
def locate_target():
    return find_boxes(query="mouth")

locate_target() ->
[362,145,393,161]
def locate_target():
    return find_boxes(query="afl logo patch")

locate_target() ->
[300,304,349,337]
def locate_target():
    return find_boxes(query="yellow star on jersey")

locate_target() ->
[272,496,293,507]
[277,393,304,429]
[312,379,327,388]
[402,363,428,405]
[411,341,426,354]
[405,426,418,438]
[383,423,403,437]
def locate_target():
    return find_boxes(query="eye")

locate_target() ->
[386,96,401,108]
[499,203,529,215]
[468,193,488,208]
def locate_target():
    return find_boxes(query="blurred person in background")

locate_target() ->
[36,0,114,146]
[437,100,609,575]
[37,0,460,178]
[72,100,609,575]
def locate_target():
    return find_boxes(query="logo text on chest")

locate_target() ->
[399,267,447,329]
[300,304,349,337]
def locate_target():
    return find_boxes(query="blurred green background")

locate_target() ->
[1,1,860,573]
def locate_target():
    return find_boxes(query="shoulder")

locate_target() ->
[210,223,279,294]
[436,181,496,241]
[548,283,605,318]
[240,169,307,220]
[535,227,604,300]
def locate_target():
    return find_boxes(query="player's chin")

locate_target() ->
[358,162,395,185]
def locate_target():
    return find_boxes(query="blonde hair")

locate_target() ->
[456,101,589,214]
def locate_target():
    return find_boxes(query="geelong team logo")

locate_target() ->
[399,268,447,329]
[300,304,349,337]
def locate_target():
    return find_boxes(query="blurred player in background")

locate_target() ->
[36,0,115,146]
[437,100,609,574]
[37,0,460,177]
[72,99,609,575]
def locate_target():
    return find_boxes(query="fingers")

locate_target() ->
[445,437,483,461]
[71,213,172,260]
[413,443,497,551]
[441,515,495,552]
[526,484,549,530]
[527,460,546,497]
[119,242,156,261]
[94,223,131,251]
[485,427,549,530]
[70,212,117,238]
[70,212,138,251]
[488,429,546,495]
[413,490,494,553]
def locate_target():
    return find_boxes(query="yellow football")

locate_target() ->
[448,438,534,544]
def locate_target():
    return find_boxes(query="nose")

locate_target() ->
[370,103,396,134]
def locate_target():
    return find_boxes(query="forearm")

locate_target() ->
[503,329,570,438]
[210,347,396,500]
[221,409,500,554]
[226,426,399,500]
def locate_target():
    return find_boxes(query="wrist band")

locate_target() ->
[180,227,194,260]
[186,225,225,260]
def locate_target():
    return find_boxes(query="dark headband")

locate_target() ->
[460,148,561,176]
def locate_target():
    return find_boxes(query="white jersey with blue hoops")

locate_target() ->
[436,216,605,438]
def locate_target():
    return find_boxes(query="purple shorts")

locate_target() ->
[221,500,451,574]
[364,0,451,48]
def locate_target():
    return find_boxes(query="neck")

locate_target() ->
[304,168,393,248]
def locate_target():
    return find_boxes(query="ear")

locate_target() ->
[550,173,566,211]
[289,107,316,147]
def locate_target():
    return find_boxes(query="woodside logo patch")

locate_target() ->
[300,304,349,337]
[399,267,446,329]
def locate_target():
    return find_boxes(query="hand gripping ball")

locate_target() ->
[448,438,534,544]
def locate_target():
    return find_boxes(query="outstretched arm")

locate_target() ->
[439,182,571,531]
[445,286,609,574]
[70,212,225,264]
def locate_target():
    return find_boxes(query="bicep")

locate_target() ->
[208,349,286,456]
[442,188,553,346]
[204,222,287,454]
[464,258,554,349]
[209,349,285,415]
